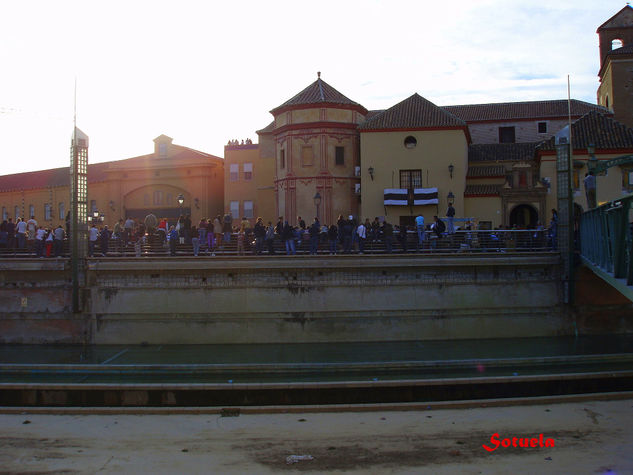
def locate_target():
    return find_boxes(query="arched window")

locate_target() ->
[612,39,623,50]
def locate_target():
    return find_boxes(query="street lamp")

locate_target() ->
[368,166,374,181]
[177,193,184,215]
[587,143,598,173]
[313,192,322,221]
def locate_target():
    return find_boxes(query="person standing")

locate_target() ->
[223,213,233,245]
[45,228,54,257]
[584,171,597,209]
[6,218,15,249]
[309,217,320,255]
[446,203,456,234]
[26,216,38,250]
[191,225,200,256]
[16,218,27,249]
[282,221,296,255]
[383,220,394,253]
[415,215,425,251]
[198,218,208,246]
[100,225,111,256]
[88,223,99,257]
[34,226,46,257]
[265,221,276,255]
[213,215,223,251]
[253,217,266,255]
[168,225,178,256]
[123,217,135,248]
[327,222,338,255]
[357,219,367,253]
[53,224,65,257]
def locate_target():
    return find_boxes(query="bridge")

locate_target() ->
[579,193,633,302]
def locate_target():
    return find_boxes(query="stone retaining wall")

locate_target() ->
[0,254,567,344]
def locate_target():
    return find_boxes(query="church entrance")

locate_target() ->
[509,204,538,228]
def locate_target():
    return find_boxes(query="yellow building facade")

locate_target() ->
[0,134,224,229]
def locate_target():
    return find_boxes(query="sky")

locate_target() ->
[0,0,629,175]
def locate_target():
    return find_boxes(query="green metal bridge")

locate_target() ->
[579,193,633,301]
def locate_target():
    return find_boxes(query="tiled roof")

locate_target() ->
[365,110,385,120]
[256,121,275,134]
[0,162,110,192]
[597,5,633,31]
[443,100,610,122]
[271,78,365,114]
[464,184,501,197]
[606,44,633,56]
[359,93,466,130]
[0,145,220,192]
[469,142,540,162]
[467,165,506,178]
[538,111,633,152]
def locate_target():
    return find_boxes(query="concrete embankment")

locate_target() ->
[0,253,574,344]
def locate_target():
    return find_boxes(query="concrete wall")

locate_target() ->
[0,254,571,345]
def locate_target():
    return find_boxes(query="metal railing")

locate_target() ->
[579,194,633,286]
[0,228,554,258]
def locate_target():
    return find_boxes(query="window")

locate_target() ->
[243,163,253,181]
[301,146,313,167]
[335,146,345,165]
[166,193,173,205]
[59,202,65,220]
[44,203,52,221]
[518,171,528,188]
[230,163,239,181]
[230,201,239,219]
[153,191,163,205]
[1,207,6,221]
[538,122,547,134]
[14,206,19,220]
[158,143,167,158]
[573,169,581,191]
[404,136,417,149]
[90,200,97,214]
[280,149,285,169]
[400,169,422,189]
[612,39,623,50]
[499,126,516,143]
[244,200,254,219]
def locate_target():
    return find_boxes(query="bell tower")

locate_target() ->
[597,5,633,128]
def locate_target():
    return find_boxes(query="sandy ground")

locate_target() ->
[0,399,631,474]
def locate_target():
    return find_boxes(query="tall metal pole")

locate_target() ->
[567,76,575,304]
[70,124,88,313]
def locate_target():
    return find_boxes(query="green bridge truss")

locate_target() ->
[579,193,633,301]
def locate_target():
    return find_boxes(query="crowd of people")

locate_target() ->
[0,216,66,257]
[0,206,558,258]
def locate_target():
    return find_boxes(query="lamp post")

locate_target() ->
[177,194,184,215]
[587,143,597,172]
[313,192,322,221]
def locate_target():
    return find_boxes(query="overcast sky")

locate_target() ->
[0,0,628,175]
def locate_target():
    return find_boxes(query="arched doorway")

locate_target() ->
[509,204,538,228]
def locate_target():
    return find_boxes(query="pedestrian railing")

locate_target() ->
[579,194,633,286]
[0,228,554,258]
